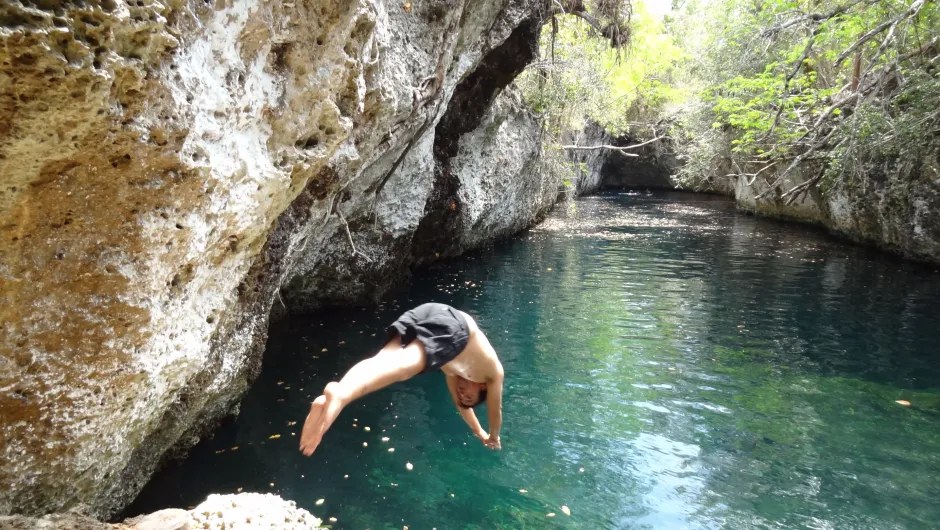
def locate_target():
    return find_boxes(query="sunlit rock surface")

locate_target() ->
[0,0,551,518]
[0,493,323,529]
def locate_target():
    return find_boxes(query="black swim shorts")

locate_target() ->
[386,303,470,373]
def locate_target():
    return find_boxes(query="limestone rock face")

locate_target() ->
[606,132,940,262]
[732,148,940,262]
[563,121,613,195]
[0,0,548,518]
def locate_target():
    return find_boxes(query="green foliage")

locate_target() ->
[518,0,690,137]
[672,0,940,194]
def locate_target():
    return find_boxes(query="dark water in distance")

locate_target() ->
[128,192,940,529]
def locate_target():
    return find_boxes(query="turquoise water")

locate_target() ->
[128,192,940,529]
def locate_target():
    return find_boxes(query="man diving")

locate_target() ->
[299,303,504,456]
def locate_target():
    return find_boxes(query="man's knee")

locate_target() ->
[323,381,349,403]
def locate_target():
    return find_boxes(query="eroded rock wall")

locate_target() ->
[0,0,548,518]
[563,121,612,195]
[605,129,940,262]
[732,147,940,262]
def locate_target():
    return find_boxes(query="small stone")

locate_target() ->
[237,487,243,492]
[547,512,556,517]
[382,436,390,442]
[896,400,911,406]
[344,474,349,478]
[316,498,325,506]
[406,462,413,471]
[561,505,571,516]
[321,348,328,352]
[450,493,455,498]
[330,517,337,523]
[268,434,281,439]
[132,508,190,530]
[270,483,274,487]
[519,489,528,493]
[388,447,395,452]
[363,442,368,447]
[579,467,584,472]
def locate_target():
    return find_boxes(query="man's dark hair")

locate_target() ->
[460,389,487,409]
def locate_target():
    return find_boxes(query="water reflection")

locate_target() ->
[128,192,940,530]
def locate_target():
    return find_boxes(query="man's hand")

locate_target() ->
[481,433,501,450]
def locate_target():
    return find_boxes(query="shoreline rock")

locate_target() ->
[0,493,323,530]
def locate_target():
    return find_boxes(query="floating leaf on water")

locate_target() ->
[561,506,571,516]
[269,434,281,439]
[315,498,325,506]
[896,400,911,406]
[406,462,414,471]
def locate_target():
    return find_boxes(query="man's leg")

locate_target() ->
[299,338,426,456]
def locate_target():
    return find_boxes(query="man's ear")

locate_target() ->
[480,383,487,391]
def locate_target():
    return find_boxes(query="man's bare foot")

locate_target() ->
[299,383,347,456]
[299,395,327,456]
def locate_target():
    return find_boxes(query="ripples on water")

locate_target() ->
[129,191,940,529]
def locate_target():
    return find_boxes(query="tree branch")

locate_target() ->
[761,0,865,38]
[836,0,926,65]
[562,136,668,156]
[562,144,640,156]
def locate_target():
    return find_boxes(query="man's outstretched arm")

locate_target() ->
[483,366,504,450]
[445,373,487,440]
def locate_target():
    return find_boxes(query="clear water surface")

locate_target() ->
[128,192,940,529]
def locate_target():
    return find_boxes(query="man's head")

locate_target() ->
[455,377,487,408]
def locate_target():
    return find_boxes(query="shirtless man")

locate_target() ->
[299,303,504,456]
